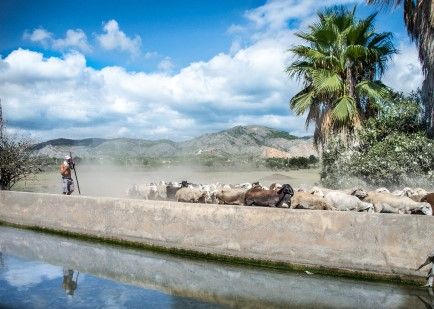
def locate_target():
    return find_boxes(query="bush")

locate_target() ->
[321,91,434,188]
[265,156,319,170]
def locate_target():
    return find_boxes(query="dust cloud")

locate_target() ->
[16,164,320,198]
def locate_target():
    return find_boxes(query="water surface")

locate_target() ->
[0,226,432,308]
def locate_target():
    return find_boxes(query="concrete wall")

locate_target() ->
[1,191,433,283]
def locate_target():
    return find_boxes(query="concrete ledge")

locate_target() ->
[1,191,433,284]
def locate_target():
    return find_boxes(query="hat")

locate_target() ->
[65,155,71,160]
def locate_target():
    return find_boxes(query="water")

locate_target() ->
[0,227,432,309]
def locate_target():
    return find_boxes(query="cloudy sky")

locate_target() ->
[0,0,423,142]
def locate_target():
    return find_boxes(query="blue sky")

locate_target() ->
[0,0,423,141]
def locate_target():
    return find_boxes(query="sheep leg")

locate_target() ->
[418,258,432,271]
[424,268,433,287]
[245,199,254,206]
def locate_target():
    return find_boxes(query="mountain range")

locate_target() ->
[34,125,317,159]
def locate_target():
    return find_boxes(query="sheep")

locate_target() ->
[269,183,283,191]
[127,183,157,200]
[166,181,188,200]
[416,250,434,287]
[310,186,368,201]
[325,191,373,212]
[362,192,432,215]
[234,182,253,190]
[414,188,428,196]
[409,194,426,202]
[199,184,219,204]
[345,187,368,199]
[392,187,415,197]
[244,184,294,207]
[216,188,246,205]
[290,192,335,210]
[375,187,390,193]
[175,187,207,203]
[309,186,333,198]
[421,193,434,216]
[155,181,168,200]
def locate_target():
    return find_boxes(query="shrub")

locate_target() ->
[321,91,434,188]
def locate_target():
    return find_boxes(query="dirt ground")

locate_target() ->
[14,165,320,198]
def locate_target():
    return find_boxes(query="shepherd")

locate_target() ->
[60,155,75,195]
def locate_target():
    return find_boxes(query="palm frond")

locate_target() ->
[332,95,358,122]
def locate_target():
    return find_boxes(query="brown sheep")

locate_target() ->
[216,188,246,205]
[244,184,294,207]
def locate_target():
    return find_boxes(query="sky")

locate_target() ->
[0,0,424,142]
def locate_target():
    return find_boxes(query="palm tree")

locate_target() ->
[367,0,434,137]
[287,6,396,147]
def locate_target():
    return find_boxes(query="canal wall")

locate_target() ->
[0,226,426,308]
[0,191,433,283]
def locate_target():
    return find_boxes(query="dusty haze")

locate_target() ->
[15,165,321,198]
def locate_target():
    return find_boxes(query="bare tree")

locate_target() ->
[0,99,42,190]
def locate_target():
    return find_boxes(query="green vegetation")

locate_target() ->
[37,153,319,172]
[265,130,297,140]
[286,6,396,147]
[286,5,433,188]
[265,156,319,170]
[321,91,434,188]
[367,0,434,137]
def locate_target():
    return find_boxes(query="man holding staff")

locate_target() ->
[60,155,75,195]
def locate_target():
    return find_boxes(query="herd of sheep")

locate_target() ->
[126,181,434,216]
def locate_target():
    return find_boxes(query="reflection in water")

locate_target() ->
[0,226,432,309]
[416,288,434,309]
[62,269,79,296]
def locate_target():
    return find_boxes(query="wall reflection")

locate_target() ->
[0,226,431,309]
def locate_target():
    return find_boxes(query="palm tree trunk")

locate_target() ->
[424,76,434,137]
[346,64,356,98]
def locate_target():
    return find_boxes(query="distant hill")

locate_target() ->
[34,125,317,159]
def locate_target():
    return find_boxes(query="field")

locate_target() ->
[14,166,320,198]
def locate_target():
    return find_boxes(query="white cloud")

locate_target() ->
[158,57,174,72]
[382,42,423,93]
[4,261,62,287]
[144,51,158,60]
[0,43,295,141]
[96,20,141,56]
[52,29,91,52]
[227,24,245,34]
[4,0,422,142]
[24,28,91,53]
[245,0,357,31]
[23,28,53,47]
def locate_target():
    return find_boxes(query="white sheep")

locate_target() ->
[133,183,158,200]
[392,187,415,197]
[325,191,373,212]
[363,192,432,215]
[175,187,207,203]
[235,182,253,190]
[291,192,335,210]
[375,187,390,193]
